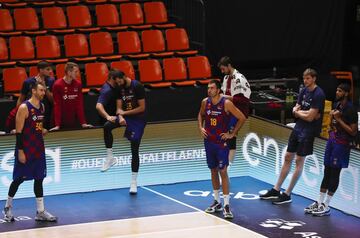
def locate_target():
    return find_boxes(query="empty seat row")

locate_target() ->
[2,56,212,94]
[0,2,174,36]
[0,0,133,7]
[0,29,198,66]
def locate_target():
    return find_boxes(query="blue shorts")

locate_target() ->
[124,116,146,142]
[324,137,351,168]
[287,130,314,156]
[13,150,47,181]
[204,140,229,170]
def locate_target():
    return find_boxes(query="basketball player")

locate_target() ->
[101,70,146,195]
[260,68,325,204]
[3,82,57,222]
[198,79,246,219]
[305,83,358,216]
[218,56,251,168]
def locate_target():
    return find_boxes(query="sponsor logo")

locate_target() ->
[184,190,259,200]
[0,216,32,224]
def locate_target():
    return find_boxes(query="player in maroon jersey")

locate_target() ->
[198,79,246,219]
[3,82,57,222]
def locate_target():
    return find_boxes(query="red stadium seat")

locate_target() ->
[35,35,68,63]
[89,32,122,60]
[187,56,212,84]
[95,4,119,27]
[9,36,38,64]
[110,60,135,80]
[67,5,99,32]
[84,62,109,91]
[3,67,28,94]
[120,3,151,29]
[42,7,66,30]
[166,28,198,56]
[143,1,175,28]
[163,57,195,85]
[0,37,16,66]
[0,9,15,33]
[13,8,40,31]
[64,34,96,62]
[29,65,38,77]
[141,30,174,57]
[117,31,149,58]
[138,59,171,88]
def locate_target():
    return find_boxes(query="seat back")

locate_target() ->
[90,32,114,55]
[117,31,141,54]
[0,9,14,32]
[85,62,109,87]
[142,29,165,53]
[64,33,89,57]
[56,63,81,80]
[138,59,162,83]
[96,4,119,26]
[9,36,35,60]
[166,28,190,51]
[0,37,9,61]
[119,3,144,25]
[187,56,211,79]
[67,5,92,28]
[3,67,28,93]
[144,1,168,24]
[36,35,61,59]
[13,8,39,31]
[110,60,135,80]
[42,7,67,29]
[163,58,187,81]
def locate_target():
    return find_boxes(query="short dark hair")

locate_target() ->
[64,62,79,73]
[303,68,317,78]
[337,83,351,93]
[209,79,221,89]
[108,69,125,80]
[37,61,52,70]
[217,56,232,68]
[31,81,44,91]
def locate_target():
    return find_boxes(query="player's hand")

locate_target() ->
[117,110,125,116]
[333,110,342,120]
[118,116,127,126]
[199,127,208,139]
[106,116,117,123]
[10,129,16,134]
[18,150,26,164]
[292,105,300,114]
[220,132,234,140]
[82,124,93,129]
[49,126,60,131]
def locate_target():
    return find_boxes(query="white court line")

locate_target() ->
[0,212,198,235]
[141,186,268,238]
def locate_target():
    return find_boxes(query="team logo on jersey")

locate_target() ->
[206,110,211,115]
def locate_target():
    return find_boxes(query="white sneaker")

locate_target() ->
[35,210,57,222]
[129,180,137,195]
[101,157,116,172]
[304,201,318,214]
[312,203,330,217]
[3,207,14,222]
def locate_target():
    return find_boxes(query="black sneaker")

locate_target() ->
[259,188,280,200]
[223,205,234,219]
[205,200,222,213]
[272,192,292,205]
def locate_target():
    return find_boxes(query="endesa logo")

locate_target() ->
[1,148,61,187]
[184,190,259,200]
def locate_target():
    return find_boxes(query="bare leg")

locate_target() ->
[211,168,220,191]
[228,150,236,164]
[274,152,294,191]
[219,167,229,195]
[285,155,305,195]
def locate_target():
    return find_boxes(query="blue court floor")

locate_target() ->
[1,176,359,238]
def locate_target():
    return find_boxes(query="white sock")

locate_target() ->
[213,190,220,203]
[318,192,326,204]
[106,148,113,160]
[5,196,13,208]
[131,172,138,182]
[223,194,230,206]
[36,197,44,212]
[324,194,333,207]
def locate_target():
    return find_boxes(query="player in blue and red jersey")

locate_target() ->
[305,83,358,216]
[3,82,57,222]
[198,79,246,219]
[100,70,146,195]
